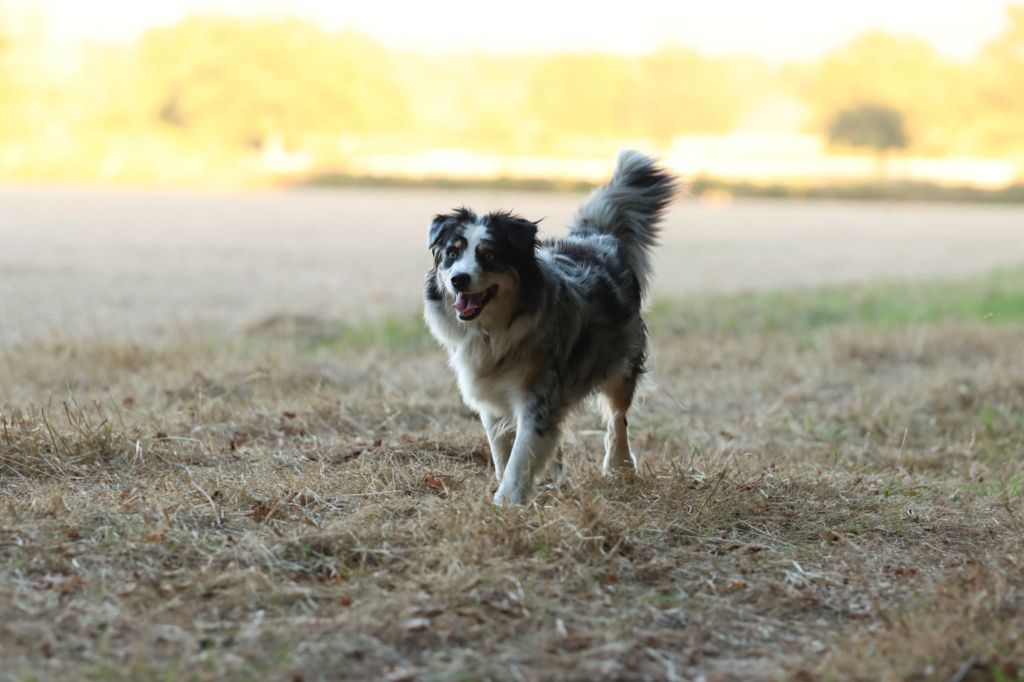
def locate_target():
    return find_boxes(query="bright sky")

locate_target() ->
[30,0,1014,60]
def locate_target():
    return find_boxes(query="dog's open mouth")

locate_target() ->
[453,284,498,321]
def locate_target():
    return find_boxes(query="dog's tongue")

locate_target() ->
[454,292,483,315]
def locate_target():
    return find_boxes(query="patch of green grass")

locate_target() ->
[309,314,431,353]
[272,314,434,354]
[240,311,433,355]
[241,264,1024,359]
[652,265,1024,335]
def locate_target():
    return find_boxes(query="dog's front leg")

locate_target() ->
[481,412,514,482]
[494,410,561,506]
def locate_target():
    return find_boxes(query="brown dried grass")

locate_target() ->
[1,312,1023,681]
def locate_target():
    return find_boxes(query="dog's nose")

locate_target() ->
[450,273,471,291]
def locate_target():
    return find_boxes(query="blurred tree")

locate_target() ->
[5,4,1023,182]
[136,16,409,150]
[527,53,634,143]
[828,103,907,177]
[0,3,52,141]
[972,4,1024,155]
[828,104,907,152]
[804,31,973,155]
[631,49,766,144]
[525,49,770,150]
[398,53,542,154]
[0,3,20,136]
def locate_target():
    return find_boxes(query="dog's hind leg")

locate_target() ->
[481,412,514,482]
[601,370,639,473]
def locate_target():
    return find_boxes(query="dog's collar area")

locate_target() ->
[454,284,498,320]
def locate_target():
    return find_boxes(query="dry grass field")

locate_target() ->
[1,189,1023,681]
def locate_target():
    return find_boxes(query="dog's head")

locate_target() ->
[426,207,541,323]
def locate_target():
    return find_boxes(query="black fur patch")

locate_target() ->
[629,328,649,381]
[485,210,537,253]
[621,160,675,190]
[482,211,544,310]
[424,269,442,301]
[549,239,602,267]
[591,272,634,323]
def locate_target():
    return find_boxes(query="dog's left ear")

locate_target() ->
[488,211,543,309]
[488,211,538,256]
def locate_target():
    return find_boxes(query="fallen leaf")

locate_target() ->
[424,475,446,494]
[248,502,273,521]
[230,432,252,450]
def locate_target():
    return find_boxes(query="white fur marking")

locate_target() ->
[446,220,490,295]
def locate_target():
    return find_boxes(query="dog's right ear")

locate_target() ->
[429,206,477,252]
[428,214,452,251]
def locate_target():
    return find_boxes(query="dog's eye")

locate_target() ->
[445,246,459,259]
[481,251,496,264]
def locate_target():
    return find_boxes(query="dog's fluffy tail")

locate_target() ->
[569,150,677,296]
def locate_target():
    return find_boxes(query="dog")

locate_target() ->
[423,150,677,505]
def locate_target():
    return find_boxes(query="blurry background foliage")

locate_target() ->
[828,104,908,154]
[0,3,1022,184]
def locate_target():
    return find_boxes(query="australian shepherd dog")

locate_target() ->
[424,151,677,505]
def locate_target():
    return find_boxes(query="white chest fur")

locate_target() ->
[450,337,524,416]
[425,297,539,418]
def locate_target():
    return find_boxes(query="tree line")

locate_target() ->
[1,4,1022,177]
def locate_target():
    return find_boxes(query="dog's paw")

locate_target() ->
[540,468,569,491]
[493,480,531,507]
[540,478,570,492]
[601,451,638,475]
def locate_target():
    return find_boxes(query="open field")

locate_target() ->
[4,187,1024,343]
[2,189,1023,680]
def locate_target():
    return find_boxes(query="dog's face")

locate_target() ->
[427,208,540,323]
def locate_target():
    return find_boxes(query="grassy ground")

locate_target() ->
[2,268,1023,681]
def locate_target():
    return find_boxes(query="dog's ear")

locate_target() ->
[428,214,454,251]
[487,211,542,309]
[487,211,538,256]
[429,207,477,251]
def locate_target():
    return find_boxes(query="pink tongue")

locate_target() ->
[454,292,483,315]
